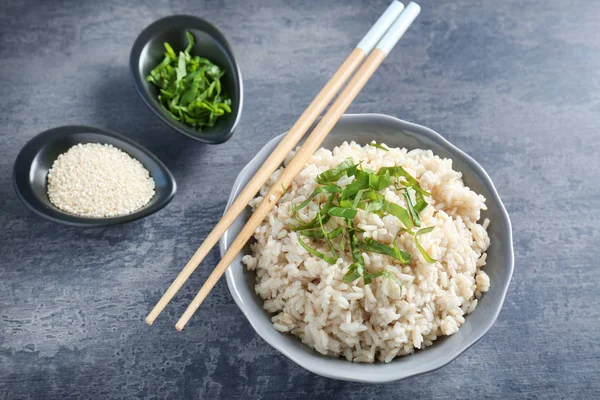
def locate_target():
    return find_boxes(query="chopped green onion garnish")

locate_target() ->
[386,201,413,230]
[368,169,391,191]
[289,157,434,286]
[327,207,358,219]
[297,226,343,239]
[361,189,385,202]
[343,262,364,283]
[414,189,428,213]
[369,142,389,151]
[291,192,335,231]
[298,236,337,264]
[347,220,365,266]
[351,189,365,210]
[341,170,369,200]
[379,166,430,197]
[414,226,437,263]
[364,200,385,215]
[316,158,356,184]
[402,187,421,227]
[292,184,340,213]
[358,237,411,264]
[146,31,231,131]
[318,210,338,261]
[363,270,402,287]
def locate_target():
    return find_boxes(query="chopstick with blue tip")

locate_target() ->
[145,1,406,326]
[175,2,422,331]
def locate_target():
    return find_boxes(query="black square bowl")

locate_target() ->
[130,15,243,144]
[13,126,177,227]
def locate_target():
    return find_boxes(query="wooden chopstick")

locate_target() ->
[175,2,422,331]
[145,1,406,325]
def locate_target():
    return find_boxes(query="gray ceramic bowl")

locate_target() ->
[221,114,514,382]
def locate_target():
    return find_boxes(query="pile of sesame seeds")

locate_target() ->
[47,143,155,218]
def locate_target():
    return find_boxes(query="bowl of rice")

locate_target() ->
[221,114,513,382]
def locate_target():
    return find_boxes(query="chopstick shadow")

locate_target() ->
[91,65,208,179]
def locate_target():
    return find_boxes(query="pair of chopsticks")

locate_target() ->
[146,1,422,330]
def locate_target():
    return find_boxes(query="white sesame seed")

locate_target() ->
[47,143,156,218]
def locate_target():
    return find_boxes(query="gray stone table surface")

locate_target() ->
[1,0,599,398]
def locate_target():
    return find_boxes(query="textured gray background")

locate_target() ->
[1,0,599,399]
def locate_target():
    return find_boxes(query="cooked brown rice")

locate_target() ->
[242,141,490,363]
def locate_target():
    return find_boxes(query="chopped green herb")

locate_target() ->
[164,42,176,59]
[318,210,338,261]
[351,189,365,209]
[341,170,370,200]
[327,207,358,219]
[290,158,433,287]
[343,262,364,283]
[292,184,340,213]
[369,141,389,151]
[292,215,330,231]
[364,200,386,215]
[291,193,335,231]
[146,31,231,131]
[316,158,356,184]
[380,166,431,197]
[184,32,195,54]
[386,201,413,230]
[363,270,402,286]
[358,237,411,264]
[369,169,391,191]
[348,220,365,266]
[402,187,421,227]
[414,226,437,263]
[297,226,343,239]
[295,229,322,238]
[298,236,337,264]
[328,227,345,239]
[361,189,385,202]
[414,189,428,213]
[339,226,346,253]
